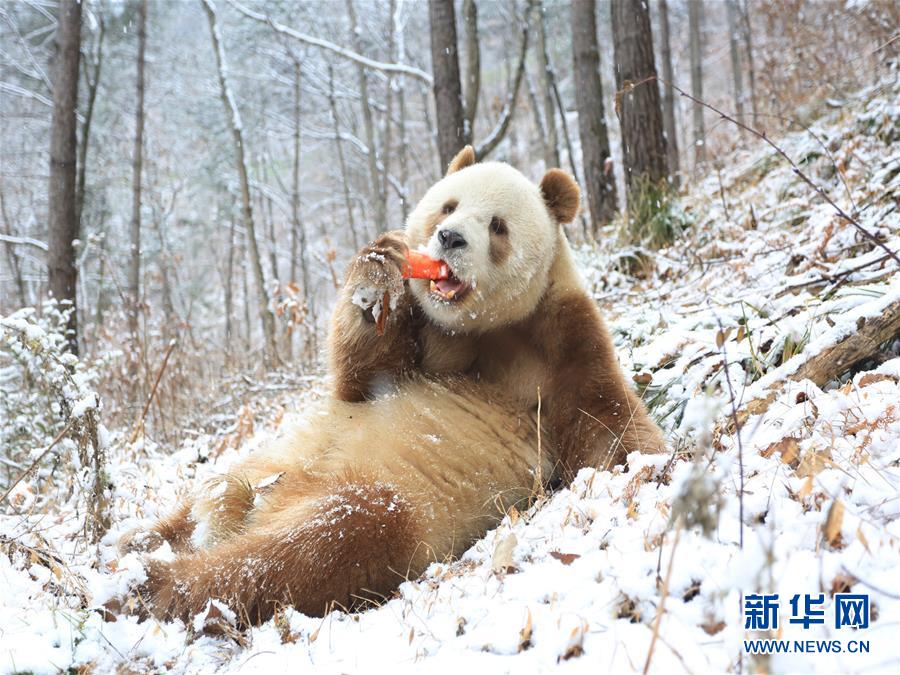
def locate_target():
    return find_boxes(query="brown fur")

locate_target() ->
[488,228,512,264]
[540,169,581,223]
[446,144,476,174]
[125,153,664,626]
[144,477,422,624]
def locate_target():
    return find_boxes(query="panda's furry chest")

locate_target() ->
[417,323,547,408]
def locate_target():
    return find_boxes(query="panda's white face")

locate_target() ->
[405,162,559,333]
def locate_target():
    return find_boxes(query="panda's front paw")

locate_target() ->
[347,231,409,328]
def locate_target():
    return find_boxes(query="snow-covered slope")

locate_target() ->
[1,77,898,674]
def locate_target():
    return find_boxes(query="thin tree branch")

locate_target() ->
[474,0,534,160]
[226,0,433,84]
[624,75,900,266]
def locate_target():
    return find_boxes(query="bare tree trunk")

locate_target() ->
[201,0,278,367]
[0,184,27,309]
[381,0,397,218]
[657,0,680,187]
[328,63,361,250]
[345,0,385,235]
[291,59,312,363]
[128,0,147,370]
[461,0,480,139]
[534,0,559,168]
[429,0,468,170]
[688,0,705,168]
[47,0,82,355]
[549,66,590,239]
[395,4,410,221]
[739,0,759,126]
[571,0,617,231]
[474,2,532,159]
[76,15,104,231]
[224,214,235,362]
[611,0,668,198]
[726,0,745,129]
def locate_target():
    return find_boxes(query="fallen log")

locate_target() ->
[790,299,900,386]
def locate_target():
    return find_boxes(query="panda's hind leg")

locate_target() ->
[141,477,426,625]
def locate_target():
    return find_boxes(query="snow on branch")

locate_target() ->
[0,233,49,251]
[226,0,433,85]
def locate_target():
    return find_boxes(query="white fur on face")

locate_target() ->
[405,162,559,333]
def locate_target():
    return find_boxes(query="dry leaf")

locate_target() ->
[856,526,871,554]
[760,437,801,467]
[798,476,814,499]
[701,619,726,635]
[560,621,587,660]
[824,499,844,547]
[491,534,518,575]
[858,373,896,387]
[796,448,832,477]
[374,291,391,336]
[550,551,581,566]
[633,372,653,386]
[518,609,533,652]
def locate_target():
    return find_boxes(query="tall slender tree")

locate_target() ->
[657,0,680,186]
[128,0,147,365]
[201,0,278,366]
[688,0,705,167]
[571,0,617,230]
[345,0,386,234]
[611,0,668,200]
[47,0,83,354]
[534,0,560,168]
[461,0,480,138]
[738,0,759,126]
[726,0,745,127]
[429,0,468,170]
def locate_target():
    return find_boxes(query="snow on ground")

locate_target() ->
[1,77,899,673]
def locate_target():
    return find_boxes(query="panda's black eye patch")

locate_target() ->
[442,200,457,215]
[490,216,507,236]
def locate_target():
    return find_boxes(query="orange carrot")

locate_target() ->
[402,250,450,280]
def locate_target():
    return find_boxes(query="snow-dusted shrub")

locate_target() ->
[0,302,110,541]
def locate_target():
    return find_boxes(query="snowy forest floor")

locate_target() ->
[2,75,899,674]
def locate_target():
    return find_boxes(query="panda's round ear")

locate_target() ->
[446,145,477,175]
[539,169,581,224]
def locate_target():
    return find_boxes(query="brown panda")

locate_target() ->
[121,147,665,625]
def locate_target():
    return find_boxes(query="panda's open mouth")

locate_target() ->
[429,271,470,303]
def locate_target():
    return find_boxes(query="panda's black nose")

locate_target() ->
[438,229,467,250]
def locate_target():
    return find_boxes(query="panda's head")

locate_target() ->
[405,146,581,333]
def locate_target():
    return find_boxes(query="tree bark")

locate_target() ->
[76,15,104,231]
[657,0,680,187]
[726,0,745,128]
[395,5,410,221]
[346,0,386,234]
[291,59,311,362]
[738,0,759,126]
[47,0,82,354]
[429,0,468,170]
[128,0,147,363]
[571,0,617,230]
[461,0,480,139]
[201,0,278,367]
[611,0,668,198]
[473,1,532,160]
[0,184,27,309]
[224,214,236,362]
[688,0,705,167]
[790,300,900,387]
[534,0,559,168]
[328,63,361,250]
